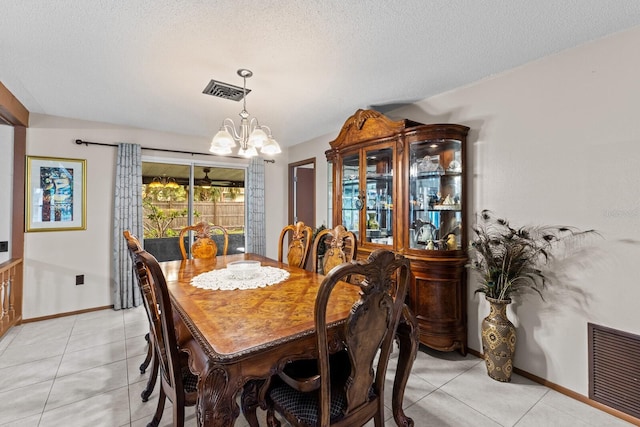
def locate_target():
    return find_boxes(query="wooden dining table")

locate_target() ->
[160,253,418,427]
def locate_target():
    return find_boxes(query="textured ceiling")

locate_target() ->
[2,1,640,148]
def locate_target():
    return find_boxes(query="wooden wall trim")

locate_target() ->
[0,82,29,127]
[21,305,114,323]
[12,126,26,255]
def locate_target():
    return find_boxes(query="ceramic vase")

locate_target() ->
[367,212,379,229]
[481,296,516,382]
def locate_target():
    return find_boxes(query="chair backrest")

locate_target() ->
[179,221,228,259]
[277,221,313,268]
[315,249,411,426]
[123,230,143,254]
[127,241,190,406]
[311,224,357,274]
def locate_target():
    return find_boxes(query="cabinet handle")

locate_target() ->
[355,190,365,210]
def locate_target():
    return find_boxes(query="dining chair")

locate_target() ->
[265,249,412,427]
[123,230,158,402]
[179,221,229,259]
[265,224,358,403]
[277,221,313,268]
[311,224,358,275]
[125,233,198,427]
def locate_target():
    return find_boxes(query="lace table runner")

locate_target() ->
[190,266,290,291]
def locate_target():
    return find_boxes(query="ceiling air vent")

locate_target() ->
[202,79,251,102]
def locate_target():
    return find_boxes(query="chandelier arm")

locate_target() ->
[222,118,242,141]
[259,124,272,136]
[248,117,260,132]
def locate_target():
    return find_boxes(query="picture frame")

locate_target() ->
[26,156,86,232]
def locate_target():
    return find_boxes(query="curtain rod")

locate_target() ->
[74,139,275,163]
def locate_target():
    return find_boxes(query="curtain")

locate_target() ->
[113,143,143,310]
[246,156,266,255]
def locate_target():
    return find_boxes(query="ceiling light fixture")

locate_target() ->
[198,168,213,189]
[209,69,281,157]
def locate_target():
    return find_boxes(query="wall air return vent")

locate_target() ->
[202,79,251,102]
[588,323,640,420]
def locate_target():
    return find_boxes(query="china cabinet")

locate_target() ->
[326,109,470,354]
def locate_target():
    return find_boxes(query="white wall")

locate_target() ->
[0,125,13,264]
[288,26,640,396]
[23,114,287,318]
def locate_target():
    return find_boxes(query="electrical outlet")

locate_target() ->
[0,241,7,252]
[76,274,84,285]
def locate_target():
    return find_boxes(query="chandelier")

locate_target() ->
[148,175,180,189]
[209,69,281,157]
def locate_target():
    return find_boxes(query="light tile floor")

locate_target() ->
[0,307,633,427]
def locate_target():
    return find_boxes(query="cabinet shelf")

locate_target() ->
[431,204,461,211]
[412,207,462,213]
[366,172,393,179]
[414,171,462,179]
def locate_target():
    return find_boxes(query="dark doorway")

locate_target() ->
[288,158,316,269]
[288,158,316,229]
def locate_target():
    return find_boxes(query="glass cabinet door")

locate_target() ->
[409,139,462,250]
[365,146,393,245]
[341,153,360,237]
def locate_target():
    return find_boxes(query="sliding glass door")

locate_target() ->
[142,161,246,261]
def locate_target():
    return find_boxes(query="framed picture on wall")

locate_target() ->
[26,156,87,232]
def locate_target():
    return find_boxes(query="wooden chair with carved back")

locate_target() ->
[123,230,159,403]
[265,224,359,401]
[179,221,228,259]
[265,249,412,427]
[277,221,313,269]
[311,224,358,275]
[125,231,198,427]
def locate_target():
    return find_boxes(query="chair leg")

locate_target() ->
[374,408,384,426]
[140,332,152,373]
[141,348,159,402]
[241,380,261,427]
[148,386,166,427]
[266,407,281,427]
[172,395,186,427]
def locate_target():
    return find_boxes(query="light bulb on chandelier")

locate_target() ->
[209,69,281,158]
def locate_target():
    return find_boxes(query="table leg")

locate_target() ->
[196,365,241,427]
[392,305,419,427]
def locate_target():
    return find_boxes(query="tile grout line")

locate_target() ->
[38,314,78,426]
[511,388,551,426]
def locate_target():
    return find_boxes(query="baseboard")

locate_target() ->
[21,305,114,323]
[467,347,640,426]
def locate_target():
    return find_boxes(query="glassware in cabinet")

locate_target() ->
[364,146,393,246]
[409,138,463,251]
[340,153,360,236]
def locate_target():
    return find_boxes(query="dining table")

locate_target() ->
[160,252,419,427]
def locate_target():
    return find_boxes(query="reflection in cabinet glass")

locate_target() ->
[326,109,470,354]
